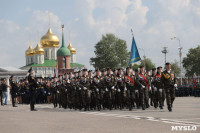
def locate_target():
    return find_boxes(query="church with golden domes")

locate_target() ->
[20,25,84,77]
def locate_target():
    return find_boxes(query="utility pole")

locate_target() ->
[171,37,183,86]
[161,46,168,65]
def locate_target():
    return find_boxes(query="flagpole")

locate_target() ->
[129,29,134,67]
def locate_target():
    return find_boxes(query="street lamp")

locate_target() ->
[171,36,183,85]
[161,46,168,65]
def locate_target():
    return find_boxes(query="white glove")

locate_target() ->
[118,89,121,92]
[84,87,87,90]
[142,85,145,89]
[154,87,157,91]
[57,91,59,94]
[105,88,108,92]
[124,87,127,91]
[112,86,115,90]
[159,89,162,92]
[65,89,67,92]
[149,87,152,91]
[79,87,81,90]
[174,84,177,88]
[96,88,99,92]
[135,90,139,93]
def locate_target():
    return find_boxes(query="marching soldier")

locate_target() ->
[80,69,90,111]
[161,62,177,112]
[75,71,83,110]
[116,68,125,110]
[124,67,135,111]
[105,68,116,110]
[155,66,164,109]
[88,70,94,110]
[27,67,38,111]
[9,75,18,107]
[150,68,157,108]
[101,68,107,109]
[135,66,149,110]
[134,69,140,108]
[93,68,102,110]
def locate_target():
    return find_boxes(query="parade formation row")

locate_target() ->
[1,62,178,112]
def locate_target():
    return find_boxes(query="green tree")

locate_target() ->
[140,58,155,71]
[171,60,180,75]
[90,34,130,69]
[183,45,200,77]
[132,64,140,70]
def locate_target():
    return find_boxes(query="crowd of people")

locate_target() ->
[0,62,178,112]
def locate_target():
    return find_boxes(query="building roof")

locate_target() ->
[0,67,26,72]
[0,67,27,77]
[20,60,84,69]
[57,27,71,56]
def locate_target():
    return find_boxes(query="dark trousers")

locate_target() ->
[0,92,2,105]
[30,92,36,110]
[11,94,16,107]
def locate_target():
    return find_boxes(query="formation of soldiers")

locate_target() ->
[42,62,176,112]
[0,62,177,112]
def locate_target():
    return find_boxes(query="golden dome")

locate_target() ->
[40,27,60,47]
[34,43,44,55]
[68,42,76,54]
[25,43,34,56]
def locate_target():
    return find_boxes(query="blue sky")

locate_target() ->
[0,0,200,71]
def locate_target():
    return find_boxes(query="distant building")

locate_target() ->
[0,67,27,101]
[20,25,84,77]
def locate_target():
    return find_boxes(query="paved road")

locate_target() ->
[0,97,200,133]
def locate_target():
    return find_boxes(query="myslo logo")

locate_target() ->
[171,126,197,131]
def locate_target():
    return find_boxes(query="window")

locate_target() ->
[63,57,66,68]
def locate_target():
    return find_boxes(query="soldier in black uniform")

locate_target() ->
[105,68,116,110]
[9,75,18,107]
[51,78,58,108]
[124,67,135,111]
[133,69,140,108]
[101,68,107,109]
[80,69,90,111]
[116,68,125,110]
[27,67,38,111]
[67,72,74,109]
[150,68,157,108]
[161,62,177,112]
[93,68,102,110]
[135,66,149,110]
[75,71,83,110]
[155,66,164,109]
[88,70,93,110]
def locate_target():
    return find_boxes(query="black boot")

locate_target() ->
[142,104,145,110]
[168,105,172,112]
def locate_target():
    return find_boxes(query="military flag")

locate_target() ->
[128,32,141,66]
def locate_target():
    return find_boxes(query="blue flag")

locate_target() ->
[128,36,141,65]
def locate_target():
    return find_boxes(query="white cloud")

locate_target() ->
[1,0,200,71]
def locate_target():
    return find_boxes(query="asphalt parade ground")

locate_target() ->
[0,97,200,133]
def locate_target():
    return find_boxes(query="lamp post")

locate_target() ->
[171,36,183,85]
[161,46,168,65]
